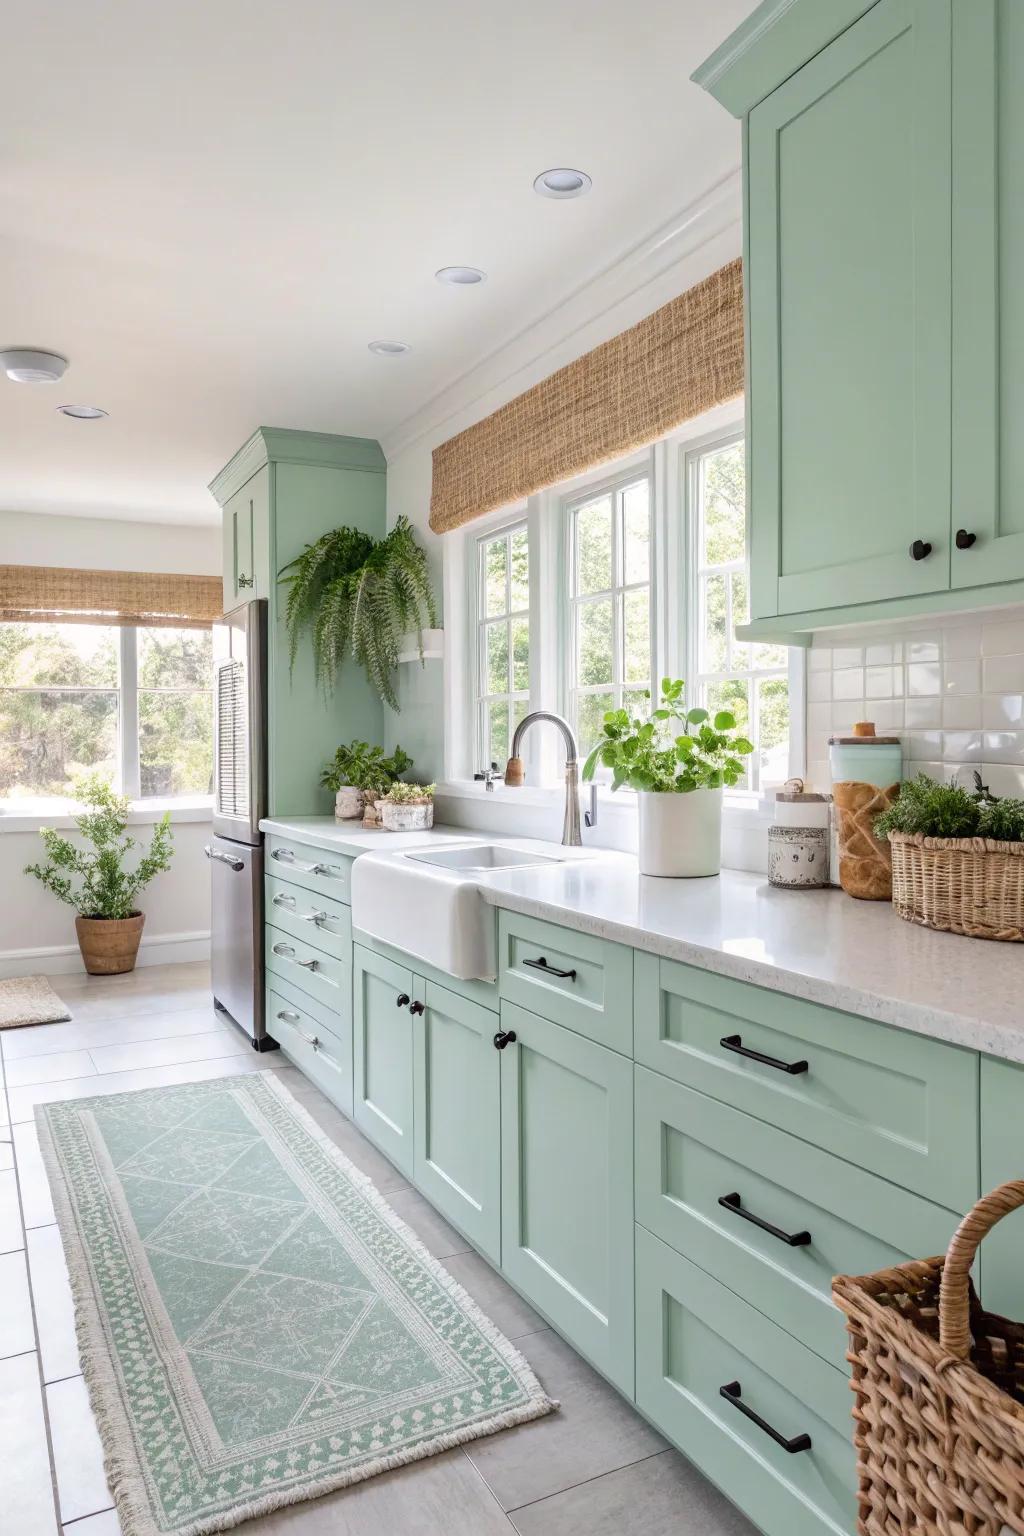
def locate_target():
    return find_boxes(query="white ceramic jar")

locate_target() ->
[380,800,434,833]
[637,788,723,877]
[768,779,831,889]
[334,786,365,820]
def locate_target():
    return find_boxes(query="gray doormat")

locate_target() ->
[0,975,72,1029]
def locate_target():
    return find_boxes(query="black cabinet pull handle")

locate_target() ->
[493,1030,517,1050]
[718,1192,811,1248]
[955,528,977,550]
[409,1000,425,1016]
[719,1381,811,1454]
[396,993,410,1008]
[909,538,932,561]
[522,956,577,981]
[719,1034,808,1075]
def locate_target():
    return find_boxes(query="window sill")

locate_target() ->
[0,796,213,834]
[436,779,771,826]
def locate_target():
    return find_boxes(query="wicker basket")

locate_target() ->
[834,1182,1024,1536]
[889,829,1024,942]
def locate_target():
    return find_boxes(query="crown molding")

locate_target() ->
[692,0,877,115]
[209,427,386,505]
[379,169,743,466]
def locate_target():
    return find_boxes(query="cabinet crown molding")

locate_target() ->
[209,426,386,506]
[692,0,878,116]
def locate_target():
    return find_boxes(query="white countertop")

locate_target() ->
[261,816,1024,1063]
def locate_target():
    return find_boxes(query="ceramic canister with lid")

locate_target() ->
[768,778,831,888]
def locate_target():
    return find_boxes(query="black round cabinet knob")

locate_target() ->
[955,528,977,550]
[909,539,932,561]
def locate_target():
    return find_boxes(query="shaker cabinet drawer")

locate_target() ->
[265,836,354,904]
[635,1066,960,1370]
[266,922,351,1017]
[265,875,352,960]
[636,1226,856,1536]
[634,952,978,1209]
[498,910,633,1054]
[268,977,352,1116]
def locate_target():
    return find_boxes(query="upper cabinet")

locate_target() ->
[221,465,270,610]
[696,0,1024,632]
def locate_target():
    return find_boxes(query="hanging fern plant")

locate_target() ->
[279,516,437,711]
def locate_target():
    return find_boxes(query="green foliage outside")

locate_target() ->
[875,773,1024,843]
[582,679,754,793]
[280,517,437,711]
[320,740,413,795]
[25,774,174,919]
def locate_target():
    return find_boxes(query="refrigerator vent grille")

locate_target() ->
[216,659,249,817]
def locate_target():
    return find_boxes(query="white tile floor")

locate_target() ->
[0,961,757,1536]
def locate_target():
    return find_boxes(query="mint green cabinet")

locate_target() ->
[413,979,501,1263]
[498,910,633,1054]
[269,976,353,1116]
[979,1056,1024,1319]
[746,0,951,619]
[352,944,415,1178]
[221,466,270,610]
[951,0,1024,589]
[499,1000,634,1395]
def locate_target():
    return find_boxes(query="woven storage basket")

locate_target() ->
[889,830,1024,942]
[834,1182,1024,1536]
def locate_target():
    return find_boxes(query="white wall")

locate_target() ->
[1,509,220,973]
[0,508,220,573]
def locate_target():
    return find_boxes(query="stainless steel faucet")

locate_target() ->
[505,710,597,847]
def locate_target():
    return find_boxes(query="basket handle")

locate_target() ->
[939,1180,1024,1359]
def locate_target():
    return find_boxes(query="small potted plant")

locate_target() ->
[379,782,436,833]
[583,679,753,877]
[24,774,174,974]
[875,773,1024,941]
[320,741,413,820]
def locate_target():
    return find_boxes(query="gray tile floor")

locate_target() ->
[0,961,756,1536]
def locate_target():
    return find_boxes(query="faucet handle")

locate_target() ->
[504,756,526,787]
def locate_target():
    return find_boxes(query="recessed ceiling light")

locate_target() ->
[367,339,412,356]
[57,404,108,420]
[0,347,68,383]
[534,168,592,199]
[435,266,487,286]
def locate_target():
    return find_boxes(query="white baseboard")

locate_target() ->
[0,929,211,980]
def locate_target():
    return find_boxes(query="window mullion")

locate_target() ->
[119,626,140,799]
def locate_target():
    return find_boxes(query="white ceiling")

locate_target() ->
[1,0,752,525]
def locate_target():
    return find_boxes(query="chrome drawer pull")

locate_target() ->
[718,1192,811,1248]
[311,862,344,879]
[272,942,296,957]
[719,1381,811,1454]
[295,1026,320,1049]
[301,910,329,926]
[271,847,299,863]
[296,957,320,972]
[272,893,296,909]
[719,1034,808,1076]
[276,1009,301,1024]
[522,955,577,982]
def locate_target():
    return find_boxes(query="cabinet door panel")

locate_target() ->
[222,466,269,608]
[951,0,1024,586]
[413,979,501,1262]
[748,0,951,617]
[500,1001,634,1395]
[352,945,414,1177]
[979,1056,1024,1319]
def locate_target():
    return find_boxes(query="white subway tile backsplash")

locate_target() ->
[808,607,1024,790]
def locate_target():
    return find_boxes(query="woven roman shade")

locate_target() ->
[0,566,222,628]
[429,258,744,534]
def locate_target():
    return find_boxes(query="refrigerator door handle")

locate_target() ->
[204,845,244,872]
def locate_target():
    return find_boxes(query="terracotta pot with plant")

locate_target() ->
[320,741,413,820]
[25,774,174,975]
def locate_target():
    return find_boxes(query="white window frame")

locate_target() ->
[0,620,214,808]
[474,517,531,773]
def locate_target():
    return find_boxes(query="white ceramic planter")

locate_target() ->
[380,800,434,833]
[334,786,365,820]
[637,788,723,877]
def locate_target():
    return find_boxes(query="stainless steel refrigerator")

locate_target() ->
[207,599,277,1049]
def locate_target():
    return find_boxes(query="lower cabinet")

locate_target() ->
[352,945,416,1178]
[499,1000,635,1396]
[268,977,353,1116]
[980,1056,1024,1318]
[636,1225,857,1536]
[413,978,501,1263]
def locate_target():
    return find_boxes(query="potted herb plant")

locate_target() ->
[320,741,413,820]
[875,773,1024,941]
[582,679,753,877]
[24,774,174,974]
[379,782,436,833]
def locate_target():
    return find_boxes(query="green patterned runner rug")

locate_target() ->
[39,1071,554,1535]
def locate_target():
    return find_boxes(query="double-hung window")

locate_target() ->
[476,522,530,770]
[0,621,214,804]
[567,472,652,760]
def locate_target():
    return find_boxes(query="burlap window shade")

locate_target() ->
[0,566,223,629]
[429,258,744,534]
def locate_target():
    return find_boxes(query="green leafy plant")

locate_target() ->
[381,781,436,805]
[319,741,413,796]
[24,774,174,919]
[279,517,437,710]
[582,679,754,793]
[875,773,1024,843]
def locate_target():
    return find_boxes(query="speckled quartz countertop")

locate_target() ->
[262,817,1024,1064]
